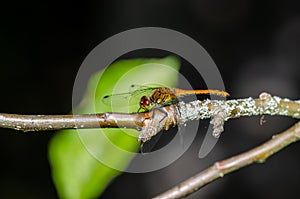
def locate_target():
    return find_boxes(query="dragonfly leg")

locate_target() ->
[137,107,142,113]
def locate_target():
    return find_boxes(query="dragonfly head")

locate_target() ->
[139,96,152,111]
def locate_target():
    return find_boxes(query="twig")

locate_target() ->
[153,121,300,199]
[0,113,146,131]
[0,93,299,137]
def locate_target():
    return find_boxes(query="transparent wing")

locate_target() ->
[102,85,158,106]
[128,84,158,92]
[102,92,136,106]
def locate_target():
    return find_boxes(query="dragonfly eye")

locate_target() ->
[140,96,151,109]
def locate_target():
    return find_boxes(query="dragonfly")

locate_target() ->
[103,85,229,151]
[102,85,229,112]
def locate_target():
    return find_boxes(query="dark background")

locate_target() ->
[0,0,300,198]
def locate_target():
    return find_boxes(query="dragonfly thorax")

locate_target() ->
[151,87,177,104]
[138,87,178,112]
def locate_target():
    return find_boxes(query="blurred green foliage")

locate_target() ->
[48,56,180,199]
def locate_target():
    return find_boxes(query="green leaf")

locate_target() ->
[48,56,181,199]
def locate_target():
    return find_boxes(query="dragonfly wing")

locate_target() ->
[129,84,157,91]
[102,85,158,107]
[102,92,138,106]
[128,85,158,99]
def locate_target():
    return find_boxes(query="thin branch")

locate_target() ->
[0,113,146,131]
[0,93,299,137]
[153,121,300,199]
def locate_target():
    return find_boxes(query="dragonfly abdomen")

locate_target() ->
[173,88,229,97]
